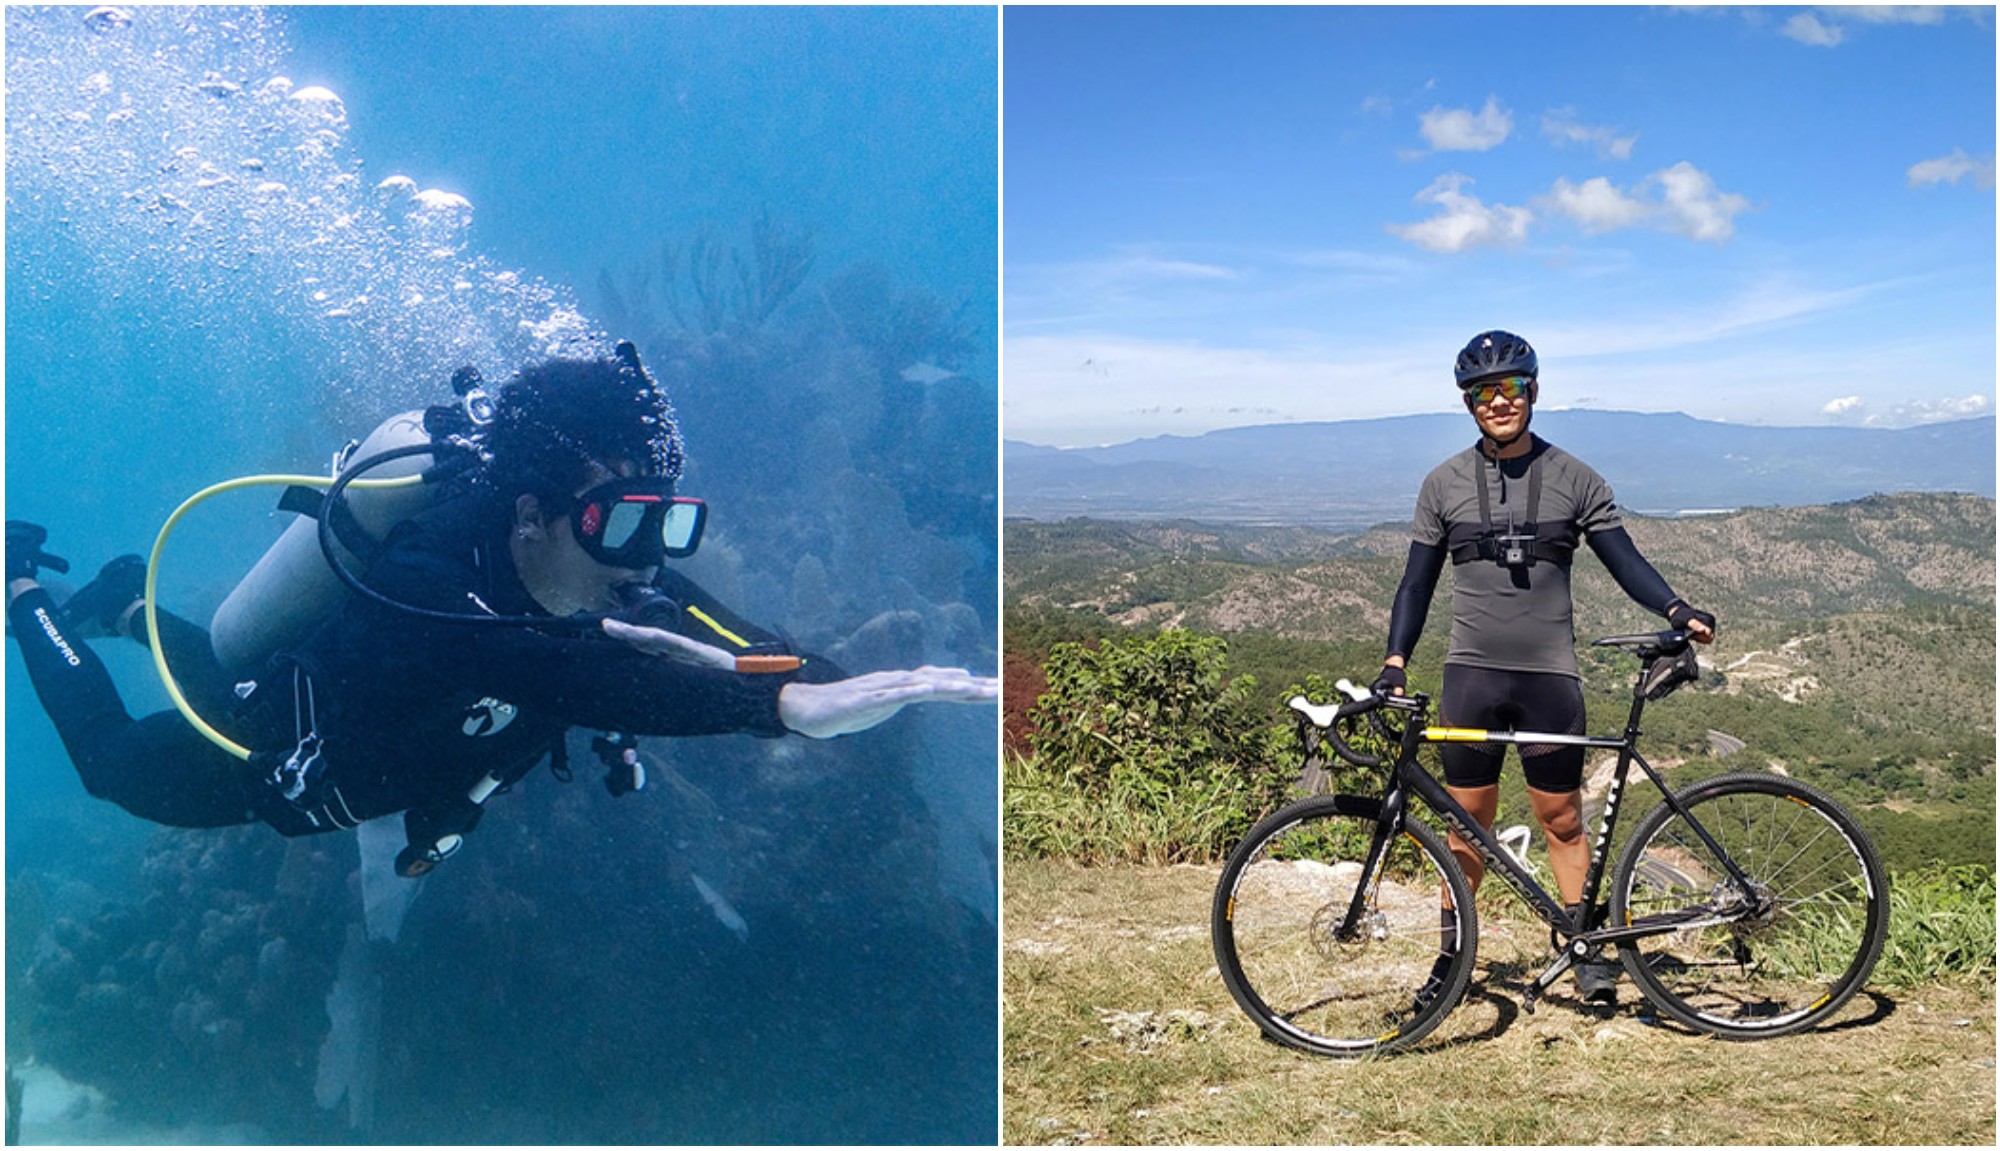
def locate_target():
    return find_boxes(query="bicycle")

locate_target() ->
[1210,629,1889,1057]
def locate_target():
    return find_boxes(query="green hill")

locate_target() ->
[1005,493,1996,870]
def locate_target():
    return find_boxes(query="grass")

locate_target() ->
[1003,859,1997,1146]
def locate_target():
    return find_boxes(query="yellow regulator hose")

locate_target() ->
[145,471,424,760]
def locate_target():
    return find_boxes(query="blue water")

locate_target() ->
[6,6,997,1143]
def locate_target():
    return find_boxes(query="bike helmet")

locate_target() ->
[1454,330,1538,389]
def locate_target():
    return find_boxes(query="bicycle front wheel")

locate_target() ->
[1211,794,1475,1057]
[1610,772,1888,1039]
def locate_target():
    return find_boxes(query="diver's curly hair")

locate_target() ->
[475,342,685,503]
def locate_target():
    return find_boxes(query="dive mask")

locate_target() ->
[571,477,706,568]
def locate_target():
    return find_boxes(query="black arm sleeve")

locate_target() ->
[1386,541,1446,661]
[1585,527,1677,617]
[361,541,797,738]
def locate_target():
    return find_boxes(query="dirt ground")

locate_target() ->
[1004,859,1997,1146]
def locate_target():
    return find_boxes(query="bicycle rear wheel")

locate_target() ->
[1211,794,1475,1057]
[1610,772,1888,1039]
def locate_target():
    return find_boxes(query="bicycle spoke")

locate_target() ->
[1611,775,1887,1039]
[1214,800,1474,1056]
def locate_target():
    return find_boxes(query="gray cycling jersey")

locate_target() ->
[1411,436,1622,678]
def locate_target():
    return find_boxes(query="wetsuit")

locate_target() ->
[10,493,832,857]
[1386,435,1681,792]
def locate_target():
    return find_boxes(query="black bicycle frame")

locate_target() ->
[1341,672,1763,952]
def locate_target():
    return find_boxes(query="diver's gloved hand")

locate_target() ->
[6,521,70,583]
[601,617,738,669]
[777,667,999,739]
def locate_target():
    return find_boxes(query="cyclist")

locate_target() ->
[1374,329,1715,1003]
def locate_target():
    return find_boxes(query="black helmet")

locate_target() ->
[1454,330,1537,388]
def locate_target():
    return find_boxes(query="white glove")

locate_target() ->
[777,667,999,739]
[601,617,738,669]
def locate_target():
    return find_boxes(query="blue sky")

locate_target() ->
[1004,5,1996,447]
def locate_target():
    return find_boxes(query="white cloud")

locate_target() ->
[1532,275,1878,359]
[1845,6,1950,26]
[1386,174,1532,253]
[1540,162,1750,243]
[1108,256,1238,281]
[1653,161,1752,242]
[1051,250,1239,289]
[1878,393,1992,425]
[1360,94,1394,117]
[1542,109,1638,160]
[1418,96,1512,152]
[1286,248,1424,278]
[1907,148,1997,189]
[1782,12,1845,46]
[1002,333,1445,445]
[1545,177,1651,234]
[1821,391,1991,428]
[1776,5,1967,46]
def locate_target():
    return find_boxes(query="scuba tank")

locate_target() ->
[209,371,492,675]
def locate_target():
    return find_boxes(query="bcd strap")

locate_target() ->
[275,481,388,569]
[278,485,323,519]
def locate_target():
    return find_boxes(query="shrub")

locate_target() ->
[1011,631,1289,863]
[1873,864,1996,987]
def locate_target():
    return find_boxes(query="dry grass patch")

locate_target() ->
[1003,859,1995,1146]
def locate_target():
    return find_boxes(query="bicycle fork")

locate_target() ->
[1328,779,1413,945]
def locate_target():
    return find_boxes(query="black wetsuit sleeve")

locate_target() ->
[427,620,796,737]
[654,570,847,682]
[350,533,794,737]
[1386,541,1446,661]
[1585,527,1677,616]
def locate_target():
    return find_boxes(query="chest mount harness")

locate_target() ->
[1447,448,1578,571]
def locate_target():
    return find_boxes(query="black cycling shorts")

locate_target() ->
[1437,665,1587,793]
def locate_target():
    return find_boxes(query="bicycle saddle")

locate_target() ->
[1592,629,1690,658]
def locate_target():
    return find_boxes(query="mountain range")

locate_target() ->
[1005,411,1996,527]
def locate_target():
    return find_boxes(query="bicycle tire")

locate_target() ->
[1211,794,1476,1057]
[1609,771,1889,1039]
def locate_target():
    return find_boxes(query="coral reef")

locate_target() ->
[12,715,994,1142]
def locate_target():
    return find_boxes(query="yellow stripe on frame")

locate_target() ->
[1423,727,1493,742]
[687,605,752,649]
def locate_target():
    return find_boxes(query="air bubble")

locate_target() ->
[82,7,132,34]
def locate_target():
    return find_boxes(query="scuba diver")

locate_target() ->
[7,344,997,876]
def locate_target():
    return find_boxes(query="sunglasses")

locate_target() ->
[1464,376,1532,406]
[571,478,706,568]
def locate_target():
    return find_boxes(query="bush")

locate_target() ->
[1873,864,1997,987]
[1010,631,1290,863]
